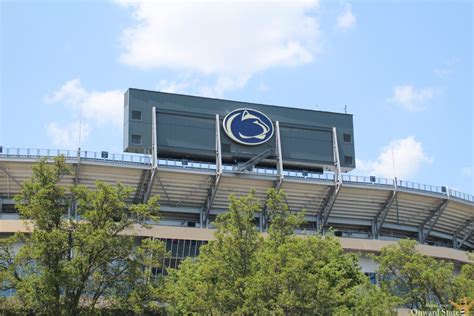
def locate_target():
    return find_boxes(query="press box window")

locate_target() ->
[344,155,353,165]
[132,110,142,120]
[343,133,352,143]
[131,134,142,145]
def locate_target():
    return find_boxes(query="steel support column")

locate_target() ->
[419,198,449,244]
[0,167,22,188]
[318,127,342,234]
[373,190,397,239]
[202,115,223,228]
[453,217,474,249]
[144,107,158,203]
[234,148,272,173]
[261,121,284,231]
[151,107,158,169]
[457,225,474,249]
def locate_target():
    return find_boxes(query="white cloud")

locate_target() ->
[388,85,434,112]
[46,79,124,126]
[46,121,91,149]
[157,74,250,98]
[157,79,192,94]
[198,75,250,97]
[116,0,321,94]
[434,58,457,79]
[336,4,356,30]
[356,137,432,180]
[45,79,123,148]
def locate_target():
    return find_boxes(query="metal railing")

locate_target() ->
[0,147,151,165]
[341,174,395,186]
[1,147,473,203]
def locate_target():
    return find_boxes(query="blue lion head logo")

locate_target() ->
[223,108,274,145]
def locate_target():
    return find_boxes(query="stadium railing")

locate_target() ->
[1,147,473,203]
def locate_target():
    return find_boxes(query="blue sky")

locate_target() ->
[1,0,472,194]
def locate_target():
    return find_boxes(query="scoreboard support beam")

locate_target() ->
[318,127,342,234]
[419,198,449,244]
[202,115,223,228]
[144,107,158,203]
[260,121,284,231]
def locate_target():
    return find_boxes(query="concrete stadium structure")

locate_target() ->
[0,147,472,279]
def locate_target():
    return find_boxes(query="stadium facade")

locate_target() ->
[0,89,472,283]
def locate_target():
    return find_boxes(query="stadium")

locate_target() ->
[0,88,472,283]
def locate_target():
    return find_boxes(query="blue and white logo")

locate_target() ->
[223,108,274,146]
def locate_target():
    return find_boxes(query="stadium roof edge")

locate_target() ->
[126,88,353,117]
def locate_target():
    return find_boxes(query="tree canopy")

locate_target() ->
[0,156,167,314]
[164,189,399,315]
[374,239,473,311]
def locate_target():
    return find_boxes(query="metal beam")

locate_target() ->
[202,115,223,228]
[275,121,284,186]
[234,148,272,173]
[202,175,222,227]
[453,217,474,249]
[151,107,158,169]
[260,121,285,230]
[374,191,397,239]
[332,127,342,182]
[318,127,342,233]
[0,167,22,188]
[419,199,449,244]
[318,183,341,233]
[134,169,151,203]
[144,107,159,203]
[457,225,474,249]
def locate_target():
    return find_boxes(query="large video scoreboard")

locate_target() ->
[124,89,355,173]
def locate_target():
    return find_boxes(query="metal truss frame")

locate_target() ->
[0,167,22,188]
[419,198,449,244]
[373,189,397,239]
[234,148,272,173]
[260,121,284,231]
[453,217,474,249]
[202,115,223,228]
[143,107,158,203]
[318,127,342,234]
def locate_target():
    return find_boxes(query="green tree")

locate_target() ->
[0,156,167,314]
[245,189,396,315]
[335,281,401,316]
[374,239,460,310]
[452,253,474,306]
[165,191,262,314]
[165,189,398,315]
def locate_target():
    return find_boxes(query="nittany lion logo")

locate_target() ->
[223,108,274,145]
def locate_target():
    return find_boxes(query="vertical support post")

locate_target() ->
[151,107,158,169]
[261,121,284,231]
[319,128,343,235]
[332,127,342,184]
[144,107,158,203]
[371,220,376,239]
[215,114,223,176]
[201,115,223,228]
[275,121,283,183]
